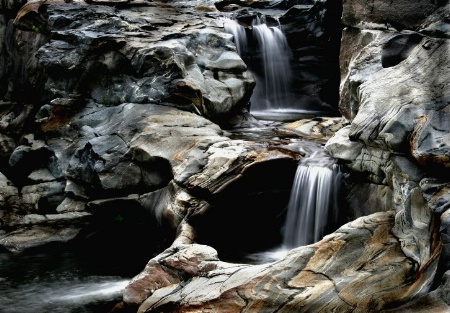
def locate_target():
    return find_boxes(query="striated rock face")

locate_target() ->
[123,211,440,313]
[325,0,450,311]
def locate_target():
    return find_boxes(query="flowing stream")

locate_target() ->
[283,150,343,248]
[224,18,344,263]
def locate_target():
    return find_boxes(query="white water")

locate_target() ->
[282,151,342,248]
[251,17,293,110]
[223,17,247,55]
[247,148,343,264]
[223,17,293,111]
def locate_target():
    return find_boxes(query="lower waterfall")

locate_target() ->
[247,148,343,264]
[283,150,343,248]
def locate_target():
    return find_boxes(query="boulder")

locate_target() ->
[123,211,440,312]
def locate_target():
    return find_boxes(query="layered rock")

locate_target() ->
[0,0,263,253]
[325,0,450,310]
[122,211,440,313]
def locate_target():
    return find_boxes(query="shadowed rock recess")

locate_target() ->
[0,0,449,312]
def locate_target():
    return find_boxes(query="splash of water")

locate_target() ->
[0,276,129,313]
[51,279,129,303]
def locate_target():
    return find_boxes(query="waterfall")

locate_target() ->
[282,151,342,248]
[223,17,293,111]
[223,17,247,56]
[246,148,343,264]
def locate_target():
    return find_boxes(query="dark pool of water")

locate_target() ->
[0,248,131,313]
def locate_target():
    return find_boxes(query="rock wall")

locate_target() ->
[0,0,264,254]
[325,0,450,310]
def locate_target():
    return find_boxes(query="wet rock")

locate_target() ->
[281,116,349,144]
[342,0,442,31]
[8,0,255,123]
[124,211,439,312]
[0,212,91,252]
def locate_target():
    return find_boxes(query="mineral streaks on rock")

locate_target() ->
[123,211,436,313]
[326,2,449,311]
[184,140,300,195]
[328,32,449,265]
[353,38,449,157]
[281,117,350,144]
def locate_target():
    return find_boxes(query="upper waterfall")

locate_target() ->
[223,17,294,113]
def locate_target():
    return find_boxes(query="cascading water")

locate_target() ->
[246,145,343,264]
[223,16,294,112]
[282,150,342,249]
[249,17,293,111]
[222,17,247,56]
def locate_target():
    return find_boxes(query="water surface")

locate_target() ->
[0,248,130,313]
